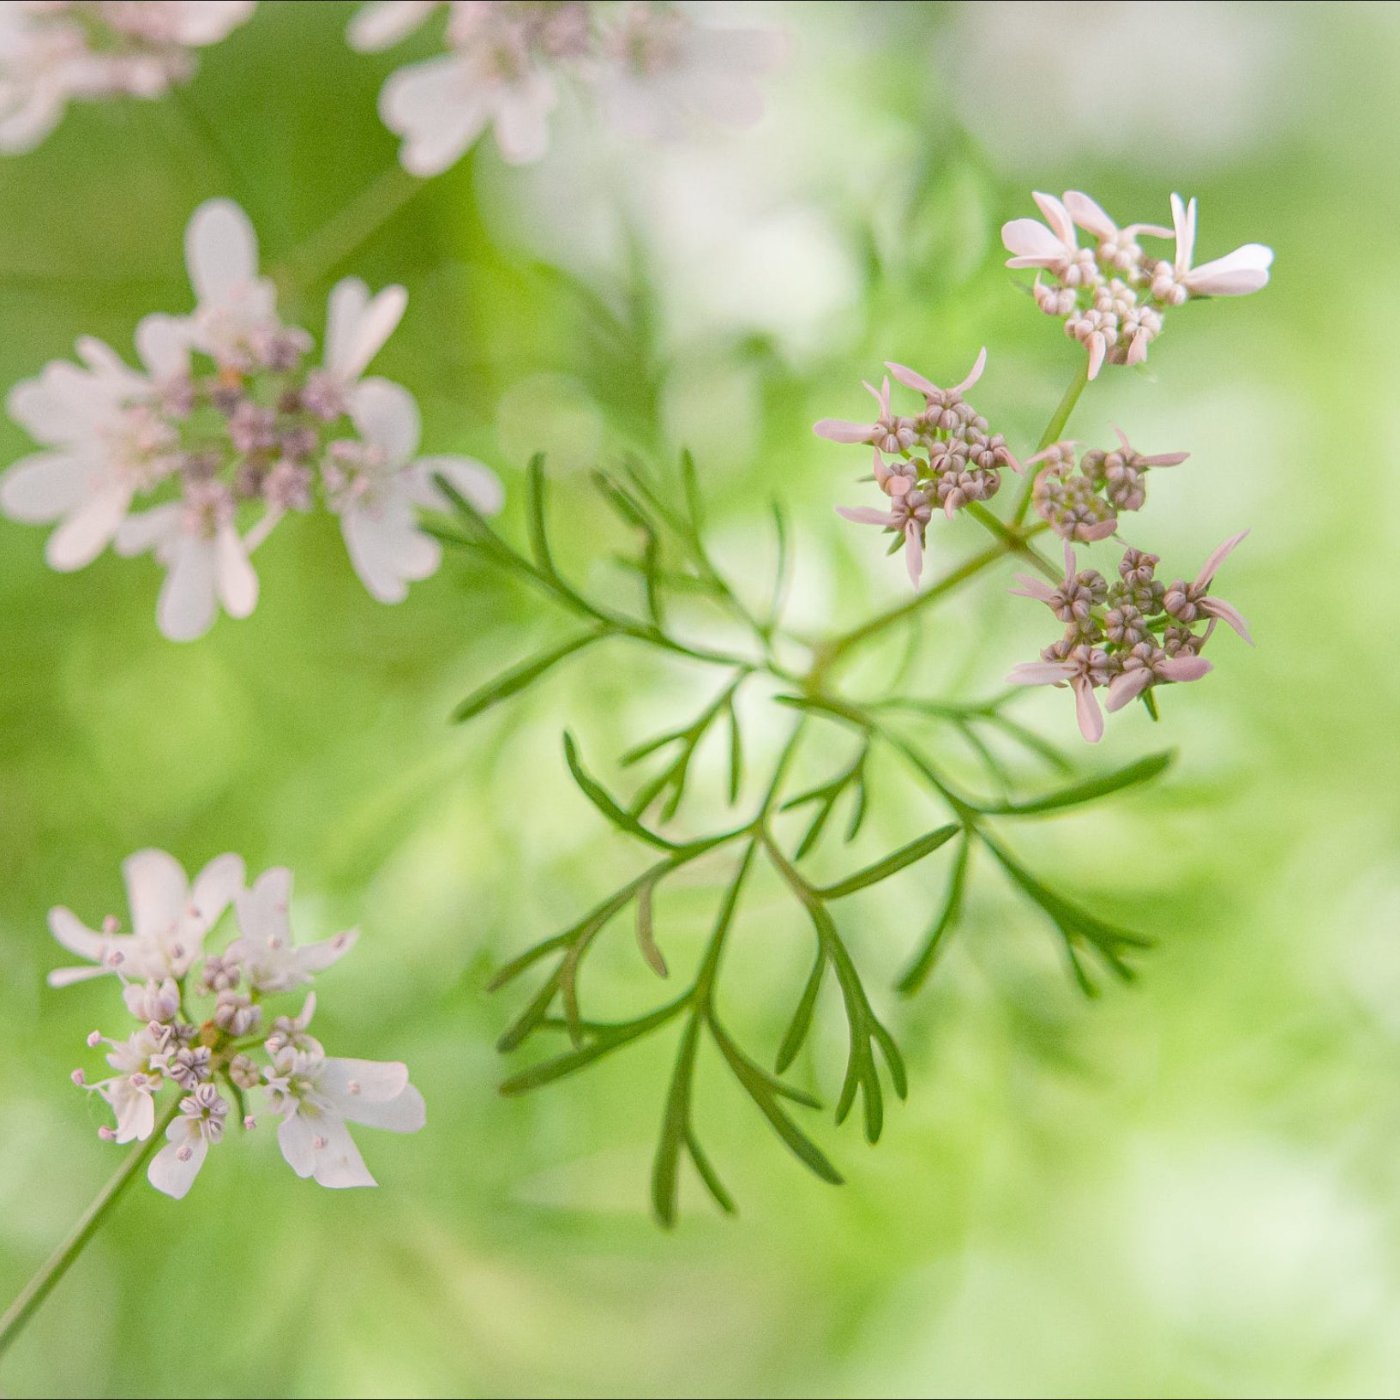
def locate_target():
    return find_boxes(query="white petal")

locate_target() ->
[215,524,258,618]
[185,199,260,307]
[294,927,359,976]
[1183,244,1273,296]
[47,906,109,963]
[1063,190,1116,238]
[1001,218,1066,265]
[148,1133,208,1200]
[310,1117,378,1189]
[190,853,245,932]
[409,456,504,515]
[277,1112,319,1178]
[46,480,133,572]
[342,498,439,603]
[380,55,489,177]
[351,378,421,465]
[0,452,91,523]
[156,534,218,642]
[326,280,407,382]
[236,866,293,945]
[47,964,115,988]
[134,314,192,381]
[338,1083,426,1134]
[491,73,557,165]
[124,850,189,943]
[348,0,439,52]
[115,503,180,558]
[322,1057,409,1104]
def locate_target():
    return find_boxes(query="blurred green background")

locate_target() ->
[2,2,1398,1395]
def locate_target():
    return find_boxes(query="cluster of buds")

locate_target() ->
[1029,429,1188,542]
[0,197,503,641]
[0,2,255,153]
[350,0,785,175]
[1002,190,1273,379]
[814,350,1021,586]
[1007,536,1252,742]
[54,850,423,1197]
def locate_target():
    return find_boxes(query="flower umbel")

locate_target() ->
[51,851,424,1199]
[0,197,503,641]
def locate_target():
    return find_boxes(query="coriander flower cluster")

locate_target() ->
[54,849,424,1197]
[1007,536,1252,742]
[814,350,1021,585]
[349,0,785,175]
[1002,190,1273,378]
[1029,429,1187,542]
[0,1,254,153]
[0,197,503,641]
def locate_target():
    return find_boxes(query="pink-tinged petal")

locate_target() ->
[1183,244,1274,296]
[1125,222,1174,240]
[347,0,439,52]
[1026,442,1073,467]
[1063,190,1116,239]
[1159,654,1214,683]
[114,503,180,558]
[185,199,259,307]
[236,866,293,945]
[1062,540,1078,578]
[1140,449,1189,467]
[904,522,923,588]
[411,456,505,516]
[48,964,114,988]
[1072,676,1104,743]
[1085,331,1107,381]
[321,1057,409,1104]
[215,524,258,619]
[813,417,876,444]
[1079,516,1119,542]
[299,1115,377,1189]
[350,377,421,465]
[1009,573,1057,603]
[190,854,245,932]
[1105,669,1153,712]
[381,55,490,177]
[336,1083,426,1134]
[124,850,188,943]
[1194,529,1249,589]
[1007,661,1076,686]
[1032,191,1075,246]
[884,361,938,397]
[1199,597,1254,644]
[1170,193,1195,274]
[277,1111,318,1177]
[0,452,91,523]
[1126,328,1149,366]
[1001,218,1066,266]
[341,497,439,604]
[48,906,108,963]
[862,378,891,416]
[294,927,359,976]
[156,534,217,642]
[148,1131,208,1200]
[835,505,896,527]
[952,346,987,395]
[46,480,132,572]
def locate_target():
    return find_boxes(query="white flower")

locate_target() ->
[226,867,359,995]
[302,276,409,421]
[1152,193,1274,304]
[182,198,288,371]
[48,850,245,988]
[147,1083,230,1200]
[595,5,784,141]
[0,2,256,154]
[378,18,560,174]
[0,325,188,571]
[326,377,503,603]
[114,481,259,642]
[266,1046,425,1189]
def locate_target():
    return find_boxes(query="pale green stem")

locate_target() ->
[0,1099,180,1360]
[1011,359,1090,526]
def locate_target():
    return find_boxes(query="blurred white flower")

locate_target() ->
[0,1,255,154]
[325,377,503,604]
[47,849,245,987]
[353,0,783,175]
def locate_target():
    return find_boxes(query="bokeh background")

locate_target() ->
[2,2,1398,1395]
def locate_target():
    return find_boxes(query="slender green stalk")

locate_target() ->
[0,1099,180,1359]
[279,165,426,293]
[1012,360,1090,526]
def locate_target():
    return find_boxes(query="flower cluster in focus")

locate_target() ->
[0,197,503,641]
[0,0,254,152]
[1029,429,1187,542]
[1002,190,1273,379]
[348,0,785,175]
[54,849,424,1197]
[1007,536,1252,742]
[814,349,1021,586]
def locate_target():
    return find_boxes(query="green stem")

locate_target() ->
[0,1099,180,1360]
[1012,360,1091,526]
[278,165,426,294]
